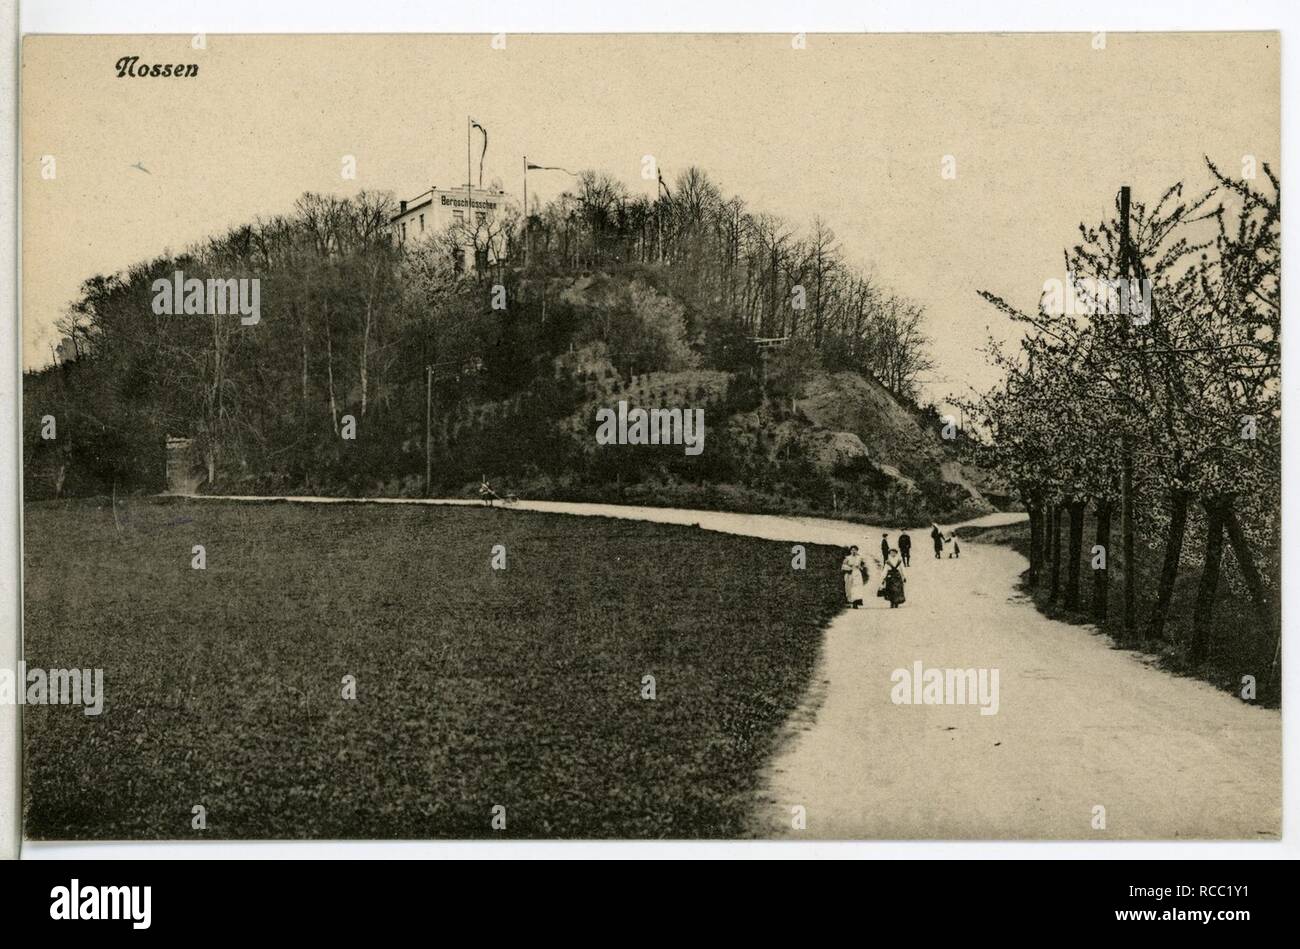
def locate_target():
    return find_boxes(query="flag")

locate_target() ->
[527,162,573,173]
[469,118,488,186]
[657,169,671,199]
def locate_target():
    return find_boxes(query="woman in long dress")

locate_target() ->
[842,546,867,608]
[882,548,906,608]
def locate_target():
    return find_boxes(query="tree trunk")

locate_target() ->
[1027,503,1042,585]
[1147,490,1190,641]
[1065,499,1086,610]
[1222,505,1277,646]
[1190,499,1227,665]
[326,318,339,436]
[1121,433,1135,633]
[1093,499,1113,623]
[360,290,373,417]
[1049,505,1063,602]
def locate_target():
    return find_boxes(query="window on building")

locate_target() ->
[476,211,487,225]
[453,209,465,225]
[401,223,407,243]
[419,214,425,232]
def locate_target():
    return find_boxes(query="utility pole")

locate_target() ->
[747,336,789,456]
[425,365,433,497]
[1119,185,1136,635]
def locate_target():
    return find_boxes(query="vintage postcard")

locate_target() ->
[17,32,1280,842]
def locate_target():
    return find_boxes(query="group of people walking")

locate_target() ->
[840,524,962,611]
[930,523,960,560]
[841,534,907,610]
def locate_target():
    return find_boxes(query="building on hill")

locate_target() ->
[390,185,515,271]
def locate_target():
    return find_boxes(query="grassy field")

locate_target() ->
[22,498,844,839]
[964,513,1280,707]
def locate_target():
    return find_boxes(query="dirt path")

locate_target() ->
[196,495,1279,839]
[761,542,1280,840]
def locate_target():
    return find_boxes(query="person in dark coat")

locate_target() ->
[881,534,891,564]
[930,524,944,559]
[882,548,906,608]
[898,532,912,566]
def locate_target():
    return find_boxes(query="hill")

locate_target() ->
[420,280,1005,526]
[24,173,1010,527]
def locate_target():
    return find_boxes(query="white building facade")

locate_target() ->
[390,185,515,270]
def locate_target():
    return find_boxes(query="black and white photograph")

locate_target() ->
[1,3,1294,902]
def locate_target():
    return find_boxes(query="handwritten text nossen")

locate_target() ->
[115,56,199,79]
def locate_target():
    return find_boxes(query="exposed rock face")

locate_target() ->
[510,348,1005,516]
[798,370,994,511]
[874,463,917,492]
[807,430,869,470]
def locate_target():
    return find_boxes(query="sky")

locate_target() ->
[21,32,1279,408]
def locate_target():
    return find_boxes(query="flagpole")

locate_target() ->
[466,116,473,270]
[523,156,528,268]
[657,168,664,264]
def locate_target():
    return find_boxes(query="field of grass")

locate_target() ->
[963,513,1280,707]
[23,498,844,839]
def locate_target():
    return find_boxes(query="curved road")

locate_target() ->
[201,495,1280,839]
